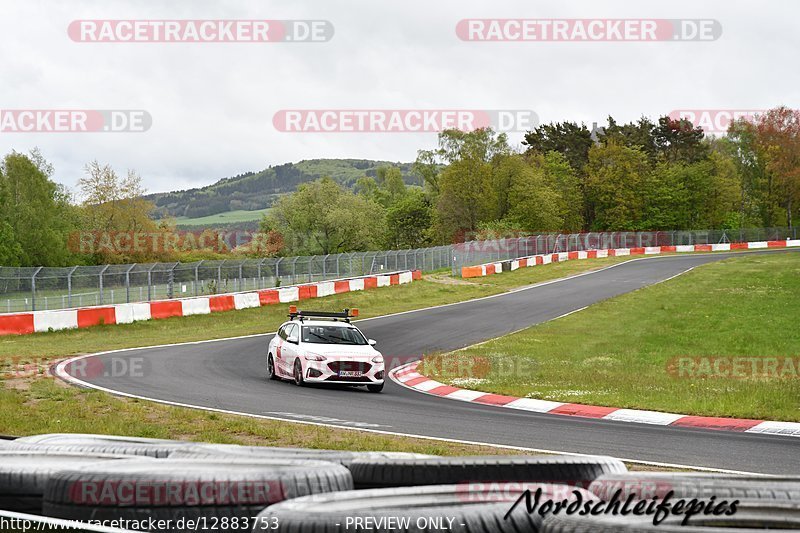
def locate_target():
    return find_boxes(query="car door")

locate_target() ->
[274,324,292,376]
[280,323,300,375]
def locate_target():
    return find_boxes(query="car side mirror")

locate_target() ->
[287,335,299,344]
[368,339,377,346]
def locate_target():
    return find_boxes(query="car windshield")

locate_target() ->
[301,325,368,345]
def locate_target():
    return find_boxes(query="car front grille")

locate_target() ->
[328,360,372,374]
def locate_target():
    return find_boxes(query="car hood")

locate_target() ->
[305,344,380,358]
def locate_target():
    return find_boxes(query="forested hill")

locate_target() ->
[146,159,415,219]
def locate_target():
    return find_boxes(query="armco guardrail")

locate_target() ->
[453,227,798,276]
[0,270,420,337]
[461,239,800,278]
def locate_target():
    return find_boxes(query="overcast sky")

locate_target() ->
[1,0,798,195]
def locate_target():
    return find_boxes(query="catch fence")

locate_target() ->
[0,227,795,313]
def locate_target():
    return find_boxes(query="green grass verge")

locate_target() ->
[422,252,800,422]
[0,257,632,456]
[0,378,512,456]
[175,208,272,226]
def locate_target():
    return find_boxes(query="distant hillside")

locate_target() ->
[147,159,416,220]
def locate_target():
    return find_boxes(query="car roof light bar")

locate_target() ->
[288,308,358,323]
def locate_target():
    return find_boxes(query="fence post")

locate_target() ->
[256,258,264,289]
[275,257,283,286]
[218,261,224,294]
[125,264,136,303]
[167,263,177,299]
[147,264,157,301]
[98,264,109,304]
[195,261,203,296]
[67,266,78,307]
[31,266,43,311]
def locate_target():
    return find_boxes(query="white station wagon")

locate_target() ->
[267,307,385,393]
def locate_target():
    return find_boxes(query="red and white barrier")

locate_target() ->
[113,302,151,324]
[392,361,800,437]
[0,270,421,337]
[461,239,800,278]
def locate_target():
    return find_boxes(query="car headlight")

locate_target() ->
[371,355,384,364]
[305,354,326,361]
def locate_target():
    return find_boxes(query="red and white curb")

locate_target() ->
[0,270,421,337]
[391,361,800,438]
[461,239,800,278]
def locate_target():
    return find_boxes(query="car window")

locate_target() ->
[302,325,368,345]
[287,323,299,340]
[278,325,289,340]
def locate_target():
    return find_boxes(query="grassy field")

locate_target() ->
[422,252,800,422]
[175,208,272,226]
[0,256,632,455]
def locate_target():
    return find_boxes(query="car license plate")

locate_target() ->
[339,370,363,377]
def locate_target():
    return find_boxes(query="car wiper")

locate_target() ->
[329,335,357,344]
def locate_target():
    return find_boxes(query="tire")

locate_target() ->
[8,433,196,458]
[293,359,304,387]
[0,449,141,515]
[253,484,579,532]
[367,383,384,393]
[170,442,434,468]
[541,500,800,532]
[349,455,627,490]
[589,473,800,502]
[43,457,353,532]
[267,355,278,381]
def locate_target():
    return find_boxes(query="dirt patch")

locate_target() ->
[424,274,480,286]
[2,376,32,391]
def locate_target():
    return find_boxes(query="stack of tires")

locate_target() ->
[1,434,798,532]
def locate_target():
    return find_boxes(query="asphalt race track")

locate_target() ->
[62,251,800,475]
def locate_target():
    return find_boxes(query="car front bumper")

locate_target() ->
[302,358,385,384]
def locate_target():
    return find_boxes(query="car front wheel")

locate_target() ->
[267,355,278,381]
[367,383,384,393]
[293,359,305,386]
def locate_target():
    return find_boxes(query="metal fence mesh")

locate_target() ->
[0,228,794,313]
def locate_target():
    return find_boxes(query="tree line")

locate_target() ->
[0,154,177,266]
[1,106,798,266]
[262,106,800,255]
